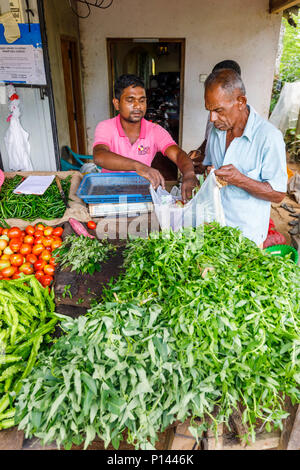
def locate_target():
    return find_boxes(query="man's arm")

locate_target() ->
[93,144,165,190]
[164,145,199,202]
[214,164,286,203]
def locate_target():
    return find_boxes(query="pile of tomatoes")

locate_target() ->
[0,224,63,287]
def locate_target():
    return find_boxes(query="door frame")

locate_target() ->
[37,0,61,170]
[61,35,86,155]
[106,38,185,147]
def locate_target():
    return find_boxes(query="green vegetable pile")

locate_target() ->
[53,234,116,275]
[0,276,59,430]
[0,175,71,221]
[15,224,300,449]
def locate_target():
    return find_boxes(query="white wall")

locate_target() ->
[79,0,282,153]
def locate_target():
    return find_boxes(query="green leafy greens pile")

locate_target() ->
[53,234,116,275]
[15,223,300,449]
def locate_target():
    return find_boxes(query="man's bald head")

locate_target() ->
[204,69,246,99]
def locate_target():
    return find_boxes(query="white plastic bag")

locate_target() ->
[269,81,300,135]
[4,84,33,172]
[150,171,225,232]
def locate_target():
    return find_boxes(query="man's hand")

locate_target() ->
[181,172,200,202]
[136,165,165,191]
[214,164,243,186]
[188,150,206,175]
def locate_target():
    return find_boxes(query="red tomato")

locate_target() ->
[2,229,9,236]
[1,266,17,278]
[7,227,22,239]
[40,250,51,262]
[0,239,7,251]
[45,246,52,252]
[49,257,58,266]
[0,227,3,236]
[26,253,38,265]
[32,244,44,256]
[0,273,4,280]
[42,236,53,248]
[35,270,44,281]
[52,227,63,237]
[9,238,22,253]
[0,260,11,271]
[19,263,34,275]
[19,244,32,256]
[34,229,44,239]
[44,227,54,236]
[12,271,21,279]
[24,235,34,245]
[40,274,53,287]
[35,224,45,231]
[25,225,35,235]
[87,221,96,230]
[51,238,62,251]
[34,259,46,271]
[44,264,55,276]
[10,253,24,267]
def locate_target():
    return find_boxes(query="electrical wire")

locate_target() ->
[68,0,114,18]
[68,0,91,18]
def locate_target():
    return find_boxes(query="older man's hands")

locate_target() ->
[214,164,244,186]
[187,149,206,175]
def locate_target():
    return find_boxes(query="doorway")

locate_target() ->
[61,36,86,155]
[107,38,185,180]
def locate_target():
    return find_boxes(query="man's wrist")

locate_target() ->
[182,169,196,179]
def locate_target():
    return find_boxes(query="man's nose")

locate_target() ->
[210,111,217,122]
[133,100,141,109]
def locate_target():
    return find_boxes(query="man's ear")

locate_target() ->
[237,95,247,110]
[113,97,120,111]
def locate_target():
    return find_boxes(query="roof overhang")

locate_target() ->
[269,0,300,13]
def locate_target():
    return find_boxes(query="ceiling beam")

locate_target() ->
[270,0,300,13]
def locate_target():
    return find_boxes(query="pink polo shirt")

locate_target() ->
[93,114,177,173]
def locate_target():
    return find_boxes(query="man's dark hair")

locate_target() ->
[212,60,241,76]
[204,68,246,97]
[114,74,145,100]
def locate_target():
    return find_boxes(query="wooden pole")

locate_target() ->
[270,0,300,14]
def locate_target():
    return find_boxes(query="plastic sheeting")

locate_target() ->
[269,81,300,135]
[150,171,225,232]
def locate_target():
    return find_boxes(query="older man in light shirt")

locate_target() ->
[202,69,287,246]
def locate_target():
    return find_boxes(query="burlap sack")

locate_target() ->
[1,170,91,229]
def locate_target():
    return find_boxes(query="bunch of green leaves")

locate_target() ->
[53,234,116,275]
[285,127,300,163]
[0,275,59,430]
[15,224,300,449]
[280,14,300,84]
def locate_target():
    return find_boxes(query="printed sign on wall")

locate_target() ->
[0,23,46,85]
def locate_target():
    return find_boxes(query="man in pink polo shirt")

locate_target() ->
[93,74,199,202]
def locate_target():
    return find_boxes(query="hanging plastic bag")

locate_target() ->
[263,218,287,248]
[4,84,33,172]
[150,170,225,232]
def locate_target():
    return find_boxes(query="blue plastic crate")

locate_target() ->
[76,172,152,204]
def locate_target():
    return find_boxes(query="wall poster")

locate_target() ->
[0,23,46,85]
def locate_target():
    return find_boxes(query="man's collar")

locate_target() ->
[116,114,146,139]
[242,105,256,142]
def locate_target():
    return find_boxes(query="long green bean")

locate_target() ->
[0,175,71,222]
